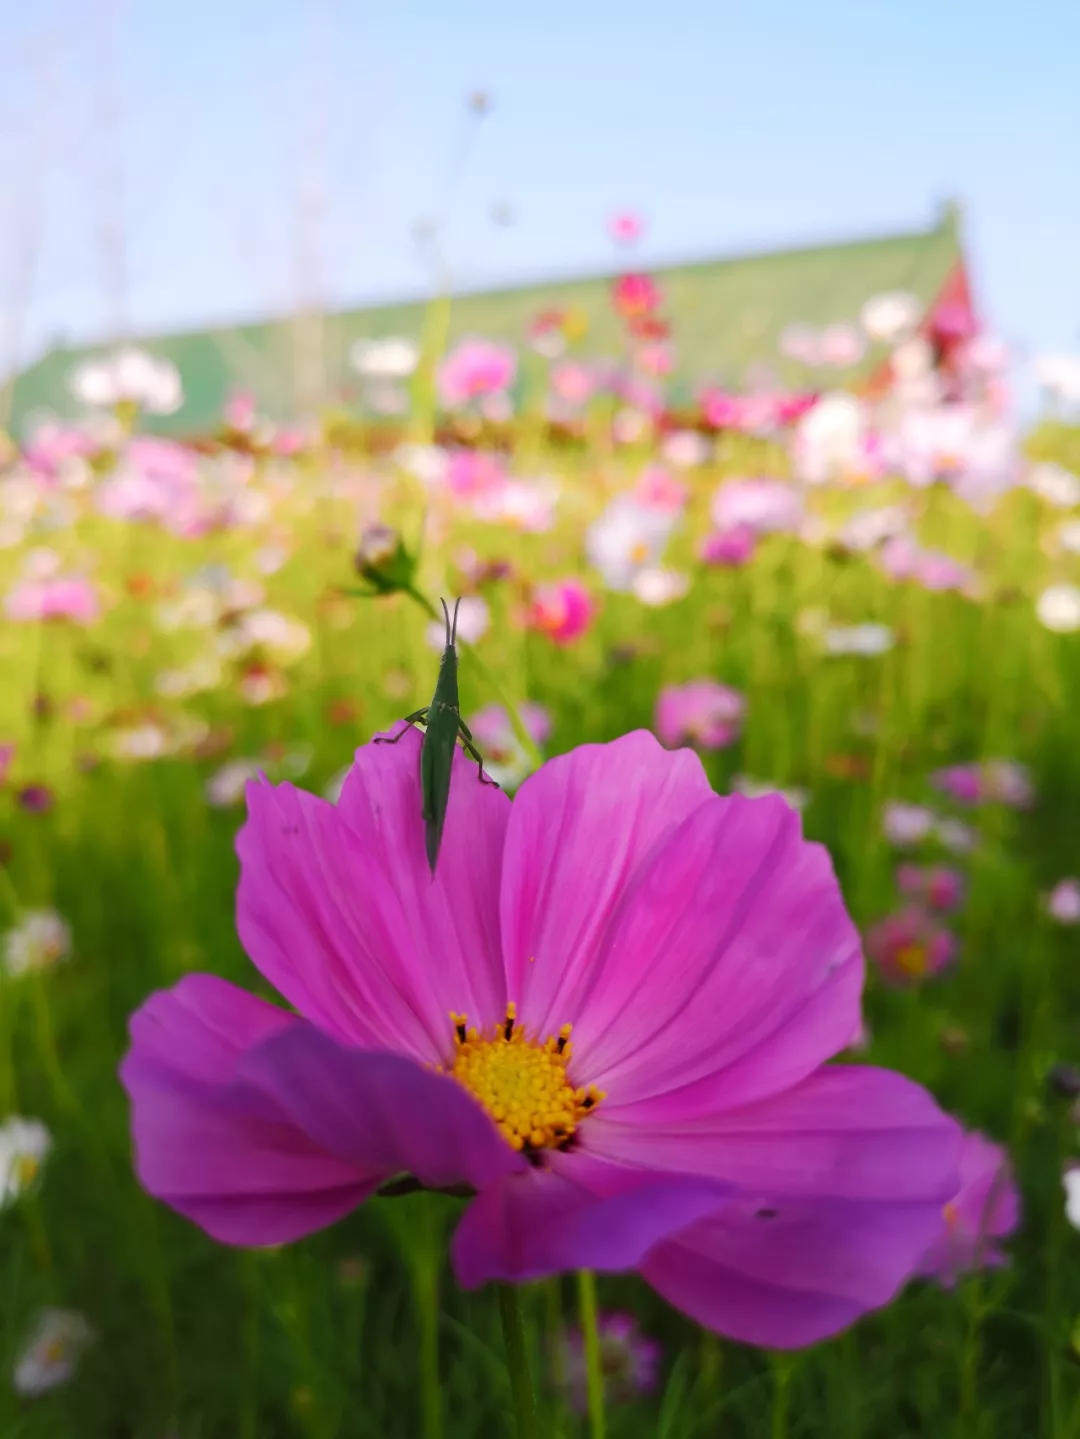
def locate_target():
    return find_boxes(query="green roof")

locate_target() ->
[4,207,965,439]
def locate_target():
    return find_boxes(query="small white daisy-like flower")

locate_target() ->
[0,1118,52,1208]
[13,1309,94,1396]
[823,623,895,657]
[882,801,936,847]
[1064,1167,1080,1230]
[1037,584,1080,633]
[630,567,690,608]
[935,817,977,854]
[110,724,170,761]
[2,911,71,979]
[205,760,264,809]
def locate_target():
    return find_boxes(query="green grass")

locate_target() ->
[1,429,1080,1438]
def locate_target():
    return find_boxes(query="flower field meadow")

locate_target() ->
[2,275,1080,1439]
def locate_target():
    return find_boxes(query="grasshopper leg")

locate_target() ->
[458,732,501,789]
[374,709,430,745]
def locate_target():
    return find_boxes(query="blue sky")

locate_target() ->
[3,0,1078,392]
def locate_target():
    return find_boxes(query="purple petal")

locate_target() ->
[499,731,714,1037]
[451,1156,733,1288]
[237,729,510,1062]
[120,978,376,1246]
[566,793,862,1108]
[642,1193,951,1349]
[588,1066,962,1203]
[236,1025,526,1193]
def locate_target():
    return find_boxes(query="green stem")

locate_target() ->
[577,1270,606,1439]
[497,1285,538,1439]
[771,1354,791,1439]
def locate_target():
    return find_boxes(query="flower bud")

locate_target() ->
[353,525,417,596]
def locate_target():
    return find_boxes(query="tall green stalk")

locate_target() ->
[498,1285,538,1439]
[577,1270,607,1439]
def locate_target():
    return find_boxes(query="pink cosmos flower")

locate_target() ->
[711,479,803,537]
[865,907,958,986]
[445,450,507,502]
[554,1310,660,1412]
[655,681,746,751]
[633,466,688,517]
[916,1131,1019,1288]
[120,731,961,1351]
[526,580,595,645]
[550,363,596,408]
[699,526,757,568]
[438,339,517,409]
[1047,879,1080,925]
[636,341,674,378]
[225,390,257,432]
[932,762,1033,810]
[612,274,661,321]
[896,865,965,915]
[608,212,645,245]
[5,577,100,625]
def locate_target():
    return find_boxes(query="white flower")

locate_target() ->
[778,324,820,365]
[395,444,449,487]
[935,817,977,854]
[1034,354,1080,407]
[793,393,866,485]
[891,337,936,381]
[219,609,311,664]
[1028,462,1080,509]
[823,623,894,656]
[155,588,220,632]
[630,567,690,607]
[1047,879,1080,925]
[1037,584,1080,633]
[350,337,419,380]
[818,323,866,369]
[611,408,652,446]
[1065,1168,1080,1229]
[424,595,489,650]
[70,348,183,415]
[586,497,675,591]
[154,655,224,699]
[13,1309,93,1396]
[661,431,711,468]
[860,292,922,344]
[1058,520,1080,554]
[730,775,808,811]
[111,725,170,761]
[837,505,910,552]
[472,478,559,532]
[0,1118,52,1208]
[882,801,936,846]
[3,911,71,978]
[205,759,263,808]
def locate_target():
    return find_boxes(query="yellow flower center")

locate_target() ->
[895,943,928,978]
[629,540,650,564]
[447,1005,605,1156]
[15,1155,39,1188]
[943,1200,959,1228]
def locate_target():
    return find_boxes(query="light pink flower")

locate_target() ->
[608,212,645,245]
[633,466,688,517]
[1047,879,1080,925]
[5,577,100,625]
[655,680,746,751]
[865,907,958,987]
[895,865,966,915]
[699,526,757,568]
[438,339,517,409]
[917,1131,1019,1287]
[711,479,803,537]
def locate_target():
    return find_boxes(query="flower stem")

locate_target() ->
[497,1285,538,1439]
[577,1270,607,1439]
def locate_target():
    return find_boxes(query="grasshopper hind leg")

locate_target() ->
[374,709,430,745]
[458,733,501,789]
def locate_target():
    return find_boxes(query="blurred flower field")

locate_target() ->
[2,267,1080,1438]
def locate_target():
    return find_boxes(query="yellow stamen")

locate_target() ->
[943,1201,959,1227]
[15,1155,39,1188]
[895,943,928,978]
[446,1007,605,1155]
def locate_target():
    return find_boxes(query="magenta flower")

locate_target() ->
[550,363,596,408]
[699,525,757,568]
[445,450,507,502]
[932,761,1034,810]
[865,907,958,986]
[633,465,688,517]
[612,274,661,321]
[4,577,100,626]
[608,212,645,245]
[438,339,517,409]
[654,681,746,751]
[526,580,595,645]
[917,1130,1019,1288]
[895,865,966,915]
[553,1310,660,1412]
[120,731,960,1350]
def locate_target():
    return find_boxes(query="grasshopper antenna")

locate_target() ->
[451,597,461,646]
[440,596,452,648]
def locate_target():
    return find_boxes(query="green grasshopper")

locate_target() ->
[375,598,500,874]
